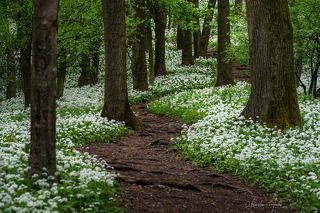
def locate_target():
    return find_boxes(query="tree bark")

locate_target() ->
[153,4,167,76]
[101,0,141,130]
[181,30,194,66]
[57,49,67,98]
[177,26,183,50]
[29,0,58,180]
[6,49,17,99]
[16,0,32,108]
[242,0,301,129]
[132,0,148,91]
[146,24,155,85]
[78,54,98,87]
[91,44,100,84]
[200,0,217,57]
[235,0,243,15]
[20,40,32,107]
[216,0,234,86]
[193,0,201,59]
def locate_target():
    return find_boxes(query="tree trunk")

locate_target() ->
[235,0,243,15]
[91,45,100,84]
[177,26,183,50]
[295,50,303,81]
[216,0,234,86]
[101,0,141,130]
[181,30,194,66]
[154,4,167,76]
[200,0,217,57]
[193,0,201,59]
[20,40,32,107]
[57,49,67,98]
[16,1,32,108]
[167,15,172,29]
[6,49,17,99]
[132,0,148,91]
[78,54,98,87]
[146,24,155,85]
[242,0,301,129]
[29,0,58,180]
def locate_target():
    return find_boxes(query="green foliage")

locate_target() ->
[290,0,320,72]
[156,0,199,31]
[58,0,103,68]
[228,13,249,65]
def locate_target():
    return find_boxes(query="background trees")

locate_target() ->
[0,0,318,182]
[290,0,320,97]
[131,0,149,91]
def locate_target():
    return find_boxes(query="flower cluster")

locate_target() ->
[0,88,128,211]
[149,82,320,211]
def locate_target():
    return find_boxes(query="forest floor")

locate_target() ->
[82,104,293,213]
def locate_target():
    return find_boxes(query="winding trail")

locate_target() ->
[82,104,293,213]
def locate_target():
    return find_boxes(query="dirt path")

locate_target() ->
[82,104,293,213]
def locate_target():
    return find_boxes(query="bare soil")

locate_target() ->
[82,104,293,213]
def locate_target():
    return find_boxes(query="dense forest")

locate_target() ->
[0,0,320,212]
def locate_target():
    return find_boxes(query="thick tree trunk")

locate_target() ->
[6,49,17,99]
[193,0,201,59]
[57,49,67,98]
[78,54,98,87]
[181,30,194,66]
[242,0,301,129]
[132,0,148,91]
[216,0,234,86]
[146,24,155,85]
[29,0,58,180]
[101,0,141,130]
[200,0,217,57]
[154,4,167,76]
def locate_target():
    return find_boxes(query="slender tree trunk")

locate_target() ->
[181,30,194,65]
[295,50,303,81]
[132,0,148,91]
[154,4,167,76]
[6,49,17,99]
[200,0,217,56]
[29,0,58,180]
[242,0,301,129]
[91,44,100,84]
[57,49,67,98]
[101,0,141,130]
[235,0,243,15]
[78,54,97,87]
[193,0,201,59]
[146,24,155,85]
[167,15,172,29]
[216,0,234,86]
[177,26,183,50]
[16,1,32,108]
[20,40,32,107]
